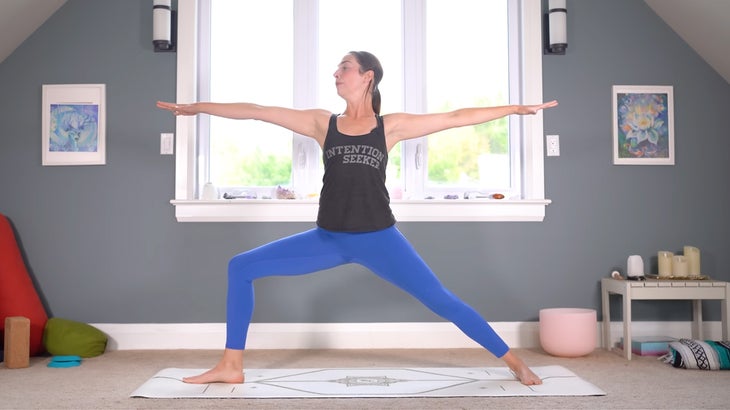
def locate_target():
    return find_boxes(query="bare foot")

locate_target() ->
[500,350,543,385]
[183,366,244,384]
[183,349,245,384]
[510,363,543,385]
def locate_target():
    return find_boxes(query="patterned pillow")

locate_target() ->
[662,339,730,370]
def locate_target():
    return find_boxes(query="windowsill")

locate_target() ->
[170,199,551,222]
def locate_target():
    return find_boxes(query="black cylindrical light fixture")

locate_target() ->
[153,0,175,52]
[546,0,567,55]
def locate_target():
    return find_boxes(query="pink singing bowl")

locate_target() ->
[539,308,597,357]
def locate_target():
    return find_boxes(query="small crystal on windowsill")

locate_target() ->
[275,186,297,200]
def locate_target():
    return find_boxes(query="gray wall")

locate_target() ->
[1,0,729,326]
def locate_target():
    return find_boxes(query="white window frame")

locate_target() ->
[170,0,551,222]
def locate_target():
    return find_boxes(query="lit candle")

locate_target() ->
[657,251,673,277]
[684,246,701,276]
[672,255,688,277]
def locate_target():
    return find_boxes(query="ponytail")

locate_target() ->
[372,87,381,115]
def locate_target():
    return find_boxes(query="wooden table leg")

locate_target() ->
[692,299,703,339]
[602,286,611,350]
[623,288,632,360]
[723,283,729,340]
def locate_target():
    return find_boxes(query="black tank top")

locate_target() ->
[316,114,396,232]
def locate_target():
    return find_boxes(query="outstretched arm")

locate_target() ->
[156,101,331,145]
[384,100,558,148]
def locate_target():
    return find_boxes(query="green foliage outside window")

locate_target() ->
[427,118,507,183]
[213,120,506,187]
[427,97,508,184]
[213,141,292,187]
[211,100,506,188]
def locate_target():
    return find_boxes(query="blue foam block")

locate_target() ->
[48,355,82,368]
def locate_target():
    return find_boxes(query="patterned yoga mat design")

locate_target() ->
[131,365,605,398]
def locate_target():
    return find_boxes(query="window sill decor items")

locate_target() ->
[612,85,674,165]
[42,84,106,166]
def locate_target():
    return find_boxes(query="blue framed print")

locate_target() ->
[42,84,106,166]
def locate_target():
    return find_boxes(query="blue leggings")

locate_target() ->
[225,225,509,358]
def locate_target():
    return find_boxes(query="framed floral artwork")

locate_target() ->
[612,85,674,165]
[42,84,106,166]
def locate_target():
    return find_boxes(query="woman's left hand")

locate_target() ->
[156,101,197,116]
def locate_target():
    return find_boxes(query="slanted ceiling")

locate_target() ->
[0,0,67,64]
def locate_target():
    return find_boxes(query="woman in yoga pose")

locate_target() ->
[157,51,558,386]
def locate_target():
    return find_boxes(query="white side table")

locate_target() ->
[601,278,729,360]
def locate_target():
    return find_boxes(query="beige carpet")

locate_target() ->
[2,348,730,409]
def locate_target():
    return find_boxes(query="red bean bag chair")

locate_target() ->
[0,214,48,356]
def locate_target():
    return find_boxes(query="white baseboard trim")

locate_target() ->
[90,321,725,351]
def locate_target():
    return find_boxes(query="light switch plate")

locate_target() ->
[161,133,174,155]
[546,134,560,156]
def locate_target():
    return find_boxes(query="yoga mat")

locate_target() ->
[131,365,605,398]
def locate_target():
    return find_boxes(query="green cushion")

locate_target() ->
[42,318,107,358]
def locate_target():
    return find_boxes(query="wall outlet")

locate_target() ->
[160,133,174,155]
[546,134,560,156]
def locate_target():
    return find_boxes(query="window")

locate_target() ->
[172,0,550,222]
[206,1,295,193]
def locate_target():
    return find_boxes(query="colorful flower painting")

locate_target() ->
[49,104,99,152]
[613,85,674,165]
